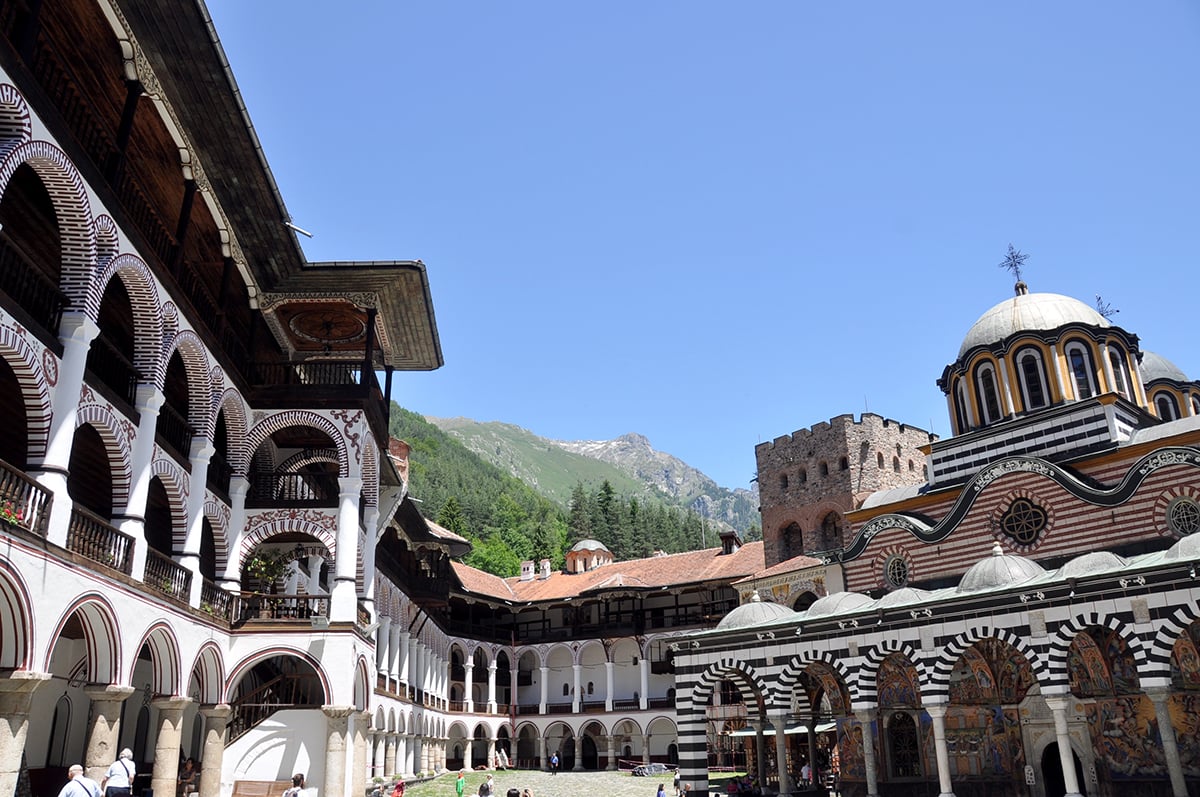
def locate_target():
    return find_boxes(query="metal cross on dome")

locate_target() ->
[998,244,1029,282]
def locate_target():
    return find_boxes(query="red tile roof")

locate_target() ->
[735,553,825,584]
[452,541,766,603]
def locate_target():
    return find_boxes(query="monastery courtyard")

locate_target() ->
[405,771,766,797]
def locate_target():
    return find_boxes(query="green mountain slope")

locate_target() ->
[427,417,761,537]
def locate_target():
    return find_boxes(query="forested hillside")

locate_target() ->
[388,404,740,576]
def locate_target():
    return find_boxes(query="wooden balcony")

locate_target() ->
[236,593,328,623]
[67,505,132,574]
[0,457,53,537]
[144,548,192,603]
[247,361,390,443]
[246,470,339,508]
[200,578,236,622]
[0,232,67,345]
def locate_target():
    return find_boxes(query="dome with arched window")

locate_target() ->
[717,591,798,629]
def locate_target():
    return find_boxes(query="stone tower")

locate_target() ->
[755,413,935,567]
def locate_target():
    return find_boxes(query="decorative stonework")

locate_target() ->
[331,409,364,467]
[240,508,338,564]
[244,410,350,477]
[91,254,164,378]
[0,319,53,459]
[75,398,134,509]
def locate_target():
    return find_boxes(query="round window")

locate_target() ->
[1167,497,1200,536]
[999,498,1047,545]
[884,555,910,589]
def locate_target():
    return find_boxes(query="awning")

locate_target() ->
[727,722,836,737]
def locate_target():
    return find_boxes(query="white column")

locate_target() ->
[360,506,380,614]
[854,708,880,797]
[571,664,582,713]
[373,732,386,781]
[407,637,418,693]
[331,476,363,621]
[771,714,791,796]
[31,313,99,547]
[120,385,164,581]
[351,712,369,797]
[487,661,498,713]
[925,702,956,797]
[605,661,615,711]
[182,437,215,606]
[639,658,649,710]
[198,704,230,797]
[322,707,353,797]
[376,615,393,675]
[390,626,404,684]
[539,666,549,714]
[464,661,475,712]
[1043,695,1083,797]
[996,355,1016,416]
[1049,343,1067,402]
[218,476,250,590]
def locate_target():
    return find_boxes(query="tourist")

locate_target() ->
[58,765,101,797]
[550,752,559,775]
[456,770,466,797]
[101,749,135,797]
[656,783,667,797]
[178,757,198,796]
[391,780,405,797]
[478,773,495,797]
[282,773,305,797]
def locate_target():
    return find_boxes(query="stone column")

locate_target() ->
[218,476,250,591]
[360,506,380,615]
[925,702,955,797]
[854,708,880,797]
[120,385,165,581]
[1042,695,1083,797]
[376,616,393,677]
[571,664,581,713]
[150,697,193,797]
[198,704,231,797]
[487,737,496,770]
[606,734,617,771]
[30,314,99,546]
[399,733,411,778]
[539,666,549,714]
[605,661,615,711]
[323,707,354,797]
[389,626,403,687]
[384,733,397,778]
[352,712,369,797]
[640,734,650,765]
[331,477,363,621]
[400,633,412,690]
[181,437,215,605]
[487,661,497,714]
[465,661,475,712]
[0,672,52,797]
[1146,689,1188,797]
[83,685,136,781]
[639,658,649,710]
[771,714,790,796]
[751,721,767,790]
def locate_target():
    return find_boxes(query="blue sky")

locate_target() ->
[207,1,1200,491]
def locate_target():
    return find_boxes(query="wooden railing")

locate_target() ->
[248,471,338,506]
[67,505,133,574]
[200,578,236,622]
[155,401,195,463]
[238,593,327,622]
[0,457,53,537]
[0,232,68,337]
[86,333,140,406]
[144,549,192,602]
[228,671,324,742]
[206,450,232,498]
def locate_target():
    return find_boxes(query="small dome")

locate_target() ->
[805,591,874,618]
[957,542,1046,593]
[1057,551,1129,579]
[717,591,797,630]
[874,586,933,609]
[569,539,610,553]
[1140,351,1190,383]
[958,290,1109,360]
[1165,533,1200,561]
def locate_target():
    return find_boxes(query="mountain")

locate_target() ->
[426,418,760,536]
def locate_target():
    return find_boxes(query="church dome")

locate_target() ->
[1056,551,1128,579]
[958,287,1109,359]
[717,591,798,629]
[569,539,610,553]
[957,542,1045,593]
[1140,351,1189,383]
[874,586,933,609]
[804,591,874,618]
[1165,533,1200,561]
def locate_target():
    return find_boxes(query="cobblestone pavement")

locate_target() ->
[405,769,728,797]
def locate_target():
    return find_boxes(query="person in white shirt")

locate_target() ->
[101,748,136,797]
[59,765,102,797]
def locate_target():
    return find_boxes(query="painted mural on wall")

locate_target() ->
[941,706,1025,784]
[1085,695,1166,782]
[1068,627,1139,697]
[1169,693,1200,779]
[835,716,869,781]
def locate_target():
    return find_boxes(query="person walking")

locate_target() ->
[456,770,466,797]
[58,765,102,797]
[549,752,559,775]
[100,749,135,797]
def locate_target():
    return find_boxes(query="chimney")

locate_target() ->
[520,560,534,581]
[539,559,552,580]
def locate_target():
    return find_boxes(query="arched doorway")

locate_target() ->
[1040,742,1087,797]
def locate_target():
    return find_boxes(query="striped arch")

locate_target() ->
[150,454,190,551]
[0,83,33,158]
[362,439,379,507]
[856,639,928,706]
[244,411,350,478]
[212,388,250,473]
[45,594,121,684]
[158,329,212,431]
[128,622,183,697]
[187,641,226,704]
[0,556,34,669]
[90,253,163,379]
[774,652,856,715]
[237,513,337,570]
[1046,611,1150,691]
[688,657,770,714]
[926,626,1047,702]
[204,365,224,440]
[93,215,119,270]
[354,655,372,711]
[0,139,96,309]
[75,402,133,510]
[202,499,232,575]
[0,320,53,460]
[1147,604,1200,685]
[223,646,332,705]
[276,448,339,473]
